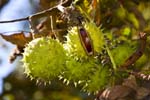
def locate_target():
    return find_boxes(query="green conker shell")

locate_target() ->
[64,57,98,82]
[22,37,67,81]
[84,66,110,93]
[84,22,104,54]
[64,27,86,58]
[63,57,110,93]
[64,21,104,58]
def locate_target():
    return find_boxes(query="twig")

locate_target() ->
[130,71,150,81]
[0,17,29,23]
[121,32,147,68]
[0,0,69,24]
[0,6,57,24]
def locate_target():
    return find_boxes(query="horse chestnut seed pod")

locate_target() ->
[64,21,104,58]
[84,22,104,54]
[22,37,67,82]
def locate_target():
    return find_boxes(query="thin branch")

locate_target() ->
[0,6,58,24]
[29,6,58,19]
[0,0,69,24]
[0,17,29,23]
[129,71,150,81]
[121,32,147,68]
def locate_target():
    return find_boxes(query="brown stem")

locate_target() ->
[130,71,150,81]
[121,32,147,68]
[0,17,29,23]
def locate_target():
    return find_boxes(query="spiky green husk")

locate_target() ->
[84,22,104,54]
[64,21,104,58]
[63,21,108,93]
[64,57,97,82]
[83,66,110,93]
[62,55,110,93]
[22,37,67,81]
[64,27,87,58]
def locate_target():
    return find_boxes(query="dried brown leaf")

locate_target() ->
[0,32,33,48]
